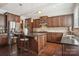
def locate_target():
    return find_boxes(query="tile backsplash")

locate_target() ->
[33,27,68,33]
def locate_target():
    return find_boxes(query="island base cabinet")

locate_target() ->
[29,34,47,54]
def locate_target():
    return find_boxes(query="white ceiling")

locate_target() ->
[0,3,54,15]
[0,3,75,19]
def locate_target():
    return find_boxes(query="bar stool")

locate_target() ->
[18,34,29,55]
[9,35,18,56]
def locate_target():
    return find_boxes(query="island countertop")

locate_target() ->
[0,33,7,36]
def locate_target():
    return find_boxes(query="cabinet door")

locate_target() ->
[32,20,36,28]
[52,17,59,27]
[47,32,63,43]
[43,34,47,46]
[38,35,44,52]
[38,34,47,53]
[0,36,8,45]
[29,36,38,53]
[47,17,52,27]
[47,33,52,42]
[63,44,79,56]
[54,33,63,43]
[35,19,40,28]
[47,17,59,27]
[59,16,65,26]
[27,19,33,32]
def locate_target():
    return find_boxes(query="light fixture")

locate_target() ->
[31,18,33,22]
[38,11,42,14]
[20,20,22,23]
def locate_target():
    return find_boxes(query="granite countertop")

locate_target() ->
[61,34,79,46]
[18,32,47,38]
[0,33,7,36]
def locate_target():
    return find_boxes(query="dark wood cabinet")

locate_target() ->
[0,35,8,46]
[59,16,65,26]
[35,19,40,28]
[4,12,20,32]
[32,19,40,28]
[47,17,52,27]
[63,44,79,56]
[47,32,63,43]
[26,18,33,33]
[47,15,72,27]
[52,16,59,27]
[27,14,73,32]
[5,12,20,22]
[47,16,59,27]
[29,33,47,54]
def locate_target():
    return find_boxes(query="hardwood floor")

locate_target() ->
[0,43,79,56]
[39,43,62,56]
[0,46,10,56]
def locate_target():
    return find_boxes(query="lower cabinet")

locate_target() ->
[0,35,8,46]
[63,44,79,56]
[47,32,63,43]
[53,44,79,56]
[29,33,47,54]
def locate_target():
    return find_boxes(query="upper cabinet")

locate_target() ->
[4,12,20,32]
[59,16,65,26]
[5,12,20,22]
[52,16,59,27]
[47,14,73,27]
[27,14,73,30]
[47,16,59,27]
[47,17,52,27]
[25,18,33,33]
[33,19,40,28]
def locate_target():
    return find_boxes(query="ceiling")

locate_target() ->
[0,3,55,15]
[0,3,75,19]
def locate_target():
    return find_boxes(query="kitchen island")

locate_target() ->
[17,32,47,55]
[28,32,47,55]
